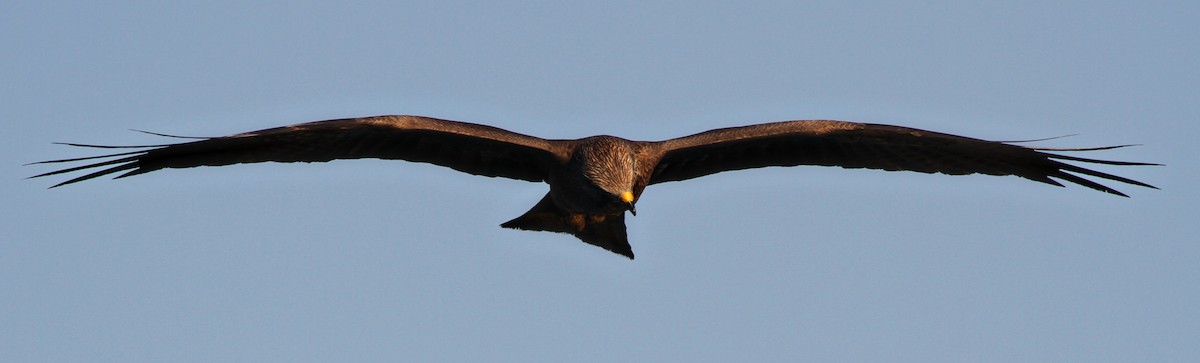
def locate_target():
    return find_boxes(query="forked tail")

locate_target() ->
[501,193,634,259]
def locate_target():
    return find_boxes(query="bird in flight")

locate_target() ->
[31,115,1157,259]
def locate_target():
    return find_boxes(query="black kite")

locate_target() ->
[31,115,1157,258]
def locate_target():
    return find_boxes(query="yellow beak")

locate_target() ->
[620,191,637,215]
[620,191,635,203]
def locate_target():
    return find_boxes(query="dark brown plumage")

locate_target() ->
[30,115,1158,259]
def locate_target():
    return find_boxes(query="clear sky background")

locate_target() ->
[3,1,1195,362]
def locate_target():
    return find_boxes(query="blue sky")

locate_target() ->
[4,1,1195,361]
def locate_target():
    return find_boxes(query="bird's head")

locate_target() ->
[576,136,639,215]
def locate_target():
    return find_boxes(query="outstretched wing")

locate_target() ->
[31,115,567,188]
[648,120,1157,197]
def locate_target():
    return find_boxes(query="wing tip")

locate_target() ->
[1027,144,1159,197]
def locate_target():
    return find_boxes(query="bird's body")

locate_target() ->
[32,115,1157,258]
